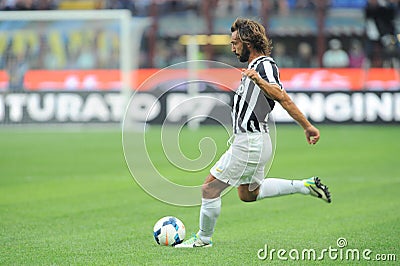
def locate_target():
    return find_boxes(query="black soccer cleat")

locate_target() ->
[304,176,331,203]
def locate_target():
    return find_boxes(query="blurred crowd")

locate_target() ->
[0,0,399,72]
[3,0,287,14]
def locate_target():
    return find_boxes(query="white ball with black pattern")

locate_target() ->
[153,216,186,246]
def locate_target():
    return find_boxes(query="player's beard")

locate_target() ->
[239,45,250,62]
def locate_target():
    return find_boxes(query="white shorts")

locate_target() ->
[210,133,272,187]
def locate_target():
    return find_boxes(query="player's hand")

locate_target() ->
[241,69,260,84]
[305,125,320,145]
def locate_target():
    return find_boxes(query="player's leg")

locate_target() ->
[237,133,331,203]
[237,152,310,202]
[256,178,310,199]
[202,173,230,199]
[198,174,230,242]
[175,174,229,248]
[238,180,305,203]
[237,184,258,202]
[176,142,237,248]
[237,177,331,203]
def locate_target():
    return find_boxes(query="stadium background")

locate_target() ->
[1,0,399,265]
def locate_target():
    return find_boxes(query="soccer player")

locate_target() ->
[175,18,331,248]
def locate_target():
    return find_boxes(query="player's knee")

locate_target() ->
[201,182,209,194]
[202,183,218,199]
[238,189,257,202]
[239,195,251,202]
[239,194,255,202]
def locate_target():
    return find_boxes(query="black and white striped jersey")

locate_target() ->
[232,56,283,134]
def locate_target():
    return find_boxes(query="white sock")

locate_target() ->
[197,197,221,243]
[256,178,310,200]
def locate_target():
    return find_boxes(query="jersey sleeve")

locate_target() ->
[256,60,283,89]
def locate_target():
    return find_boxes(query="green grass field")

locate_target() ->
[1,125,399,265]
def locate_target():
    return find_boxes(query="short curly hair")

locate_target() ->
[230,18,272,56]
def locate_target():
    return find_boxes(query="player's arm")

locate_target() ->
[242,68,320,145]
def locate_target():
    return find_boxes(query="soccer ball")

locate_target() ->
[153,216,185,246]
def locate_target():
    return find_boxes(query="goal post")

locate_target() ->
[0,10,151,125]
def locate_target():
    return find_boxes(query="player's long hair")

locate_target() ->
[230,18,272,56]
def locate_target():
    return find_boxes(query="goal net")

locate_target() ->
[0,10,150,125]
